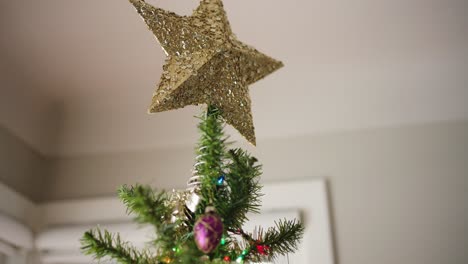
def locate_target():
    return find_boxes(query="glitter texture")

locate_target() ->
[129,0,283,145]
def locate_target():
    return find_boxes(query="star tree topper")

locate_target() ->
[129,0,283,145]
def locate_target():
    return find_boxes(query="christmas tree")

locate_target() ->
[81,0,304,263]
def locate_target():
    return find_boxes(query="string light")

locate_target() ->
[217,175,226,186]
[235,249,249,263]
[171,247,180,253]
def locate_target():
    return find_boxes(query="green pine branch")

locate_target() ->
[81,228,152,264]
[118,184,172,228]
[81,106,305,263]
[118,184,181,254]
[221,148,262,228]
[262,219,305,260]
[195,105,228,214]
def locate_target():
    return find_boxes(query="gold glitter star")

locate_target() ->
[129,0,283,145]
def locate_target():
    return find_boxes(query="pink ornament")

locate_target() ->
[194,211,224,253]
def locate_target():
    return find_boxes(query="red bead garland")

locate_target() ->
[256,244,270,255]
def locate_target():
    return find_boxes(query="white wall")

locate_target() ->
[46,120,468,264]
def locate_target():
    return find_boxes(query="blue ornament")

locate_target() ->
[217,175,226,186]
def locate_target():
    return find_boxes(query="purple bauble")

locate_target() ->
[194,212,224,253]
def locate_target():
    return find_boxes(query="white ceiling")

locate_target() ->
[1,0,467,156]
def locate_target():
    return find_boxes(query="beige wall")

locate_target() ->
[2,118,466,263]
[45,120,468,264]
[0,126,48,202]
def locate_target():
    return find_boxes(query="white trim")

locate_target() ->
[38,197,129,226]
[35,223,153,252]
[0,183,39,229]
[39,252,93,264]
[0,214,34,250]
[0,240,17,257]
[262,180,335,264]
